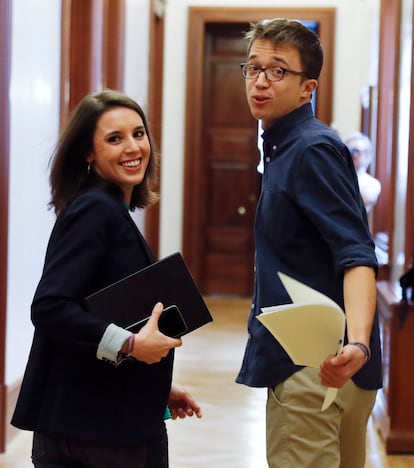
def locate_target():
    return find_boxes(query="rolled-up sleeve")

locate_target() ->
[294,144,378,275]
[97,323,132,363]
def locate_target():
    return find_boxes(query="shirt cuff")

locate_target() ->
[97,323,131,363]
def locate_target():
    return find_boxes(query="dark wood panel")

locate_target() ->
[373,281,414,454]
[204,253,251,295]
[60,0,125,125]
[206,227,251,253]
[207,163,256,225]
[69,0,102,110]
[372,0,402,278]
[206,130,256,161]
[207,23,248,55]
[102,0,125,91]
[208,61,252,126]
[145,0,166,257]
[405,1,414,270]
[60,0,102,125]
[199,22,259,295]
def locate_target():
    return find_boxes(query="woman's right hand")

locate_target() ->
[131,302,182,364]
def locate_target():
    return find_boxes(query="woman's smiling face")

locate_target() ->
[87,106,151,203]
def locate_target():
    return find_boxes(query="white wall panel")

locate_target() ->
[7,0,61,385]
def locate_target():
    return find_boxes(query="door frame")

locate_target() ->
[60,0,125,128]
[406,1,414,270]
[372,0,401,279]
[144,0,166,258]
[183,7,335,282]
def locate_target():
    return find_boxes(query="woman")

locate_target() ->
[12,90,202,467]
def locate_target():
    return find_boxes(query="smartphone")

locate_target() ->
[126,304,188,338]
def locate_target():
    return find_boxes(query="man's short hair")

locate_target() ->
[245,18,323,80]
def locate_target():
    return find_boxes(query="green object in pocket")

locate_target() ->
[164,407,171,420]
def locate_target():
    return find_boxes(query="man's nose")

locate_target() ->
[255,70,270,86]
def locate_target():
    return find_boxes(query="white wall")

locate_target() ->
[124,0,150,113]
[159,0,380,256]
[6,0,61,385]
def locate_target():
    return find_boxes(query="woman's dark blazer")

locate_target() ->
[11,190,174,445]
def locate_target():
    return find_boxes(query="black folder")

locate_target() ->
[84,252,213,337]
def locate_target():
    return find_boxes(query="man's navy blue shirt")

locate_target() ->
[236,103,382,390]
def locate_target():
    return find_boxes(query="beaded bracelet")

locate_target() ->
[348,341,371,362]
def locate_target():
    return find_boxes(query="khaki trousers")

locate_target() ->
[266,367,376,468]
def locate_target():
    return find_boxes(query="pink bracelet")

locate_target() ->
[126,334,135,356]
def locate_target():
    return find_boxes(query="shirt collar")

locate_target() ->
[262,103,314,143]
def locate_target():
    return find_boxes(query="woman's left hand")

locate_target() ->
[168,385,202,420]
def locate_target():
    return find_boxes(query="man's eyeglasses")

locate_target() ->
[240,63,309,82]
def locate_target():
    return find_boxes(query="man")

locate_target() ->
[236,19,382,468]
[345,131,381,212]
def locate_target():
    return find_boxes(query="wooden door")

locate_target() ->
[200,23,260,296]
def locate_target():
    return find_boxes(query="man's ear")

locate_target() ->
[302,79,318,99]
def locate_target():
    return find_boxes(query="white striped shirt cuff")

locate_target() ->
[97,323,131,363]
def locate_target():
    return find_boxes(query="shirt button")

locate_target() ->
[265,157,270,163]
[272,145,277,150]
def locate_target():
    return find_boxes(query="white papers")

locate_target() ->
[257,272,346,411]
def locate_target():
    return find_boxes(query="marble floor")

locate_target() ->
[1,297,414,467]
